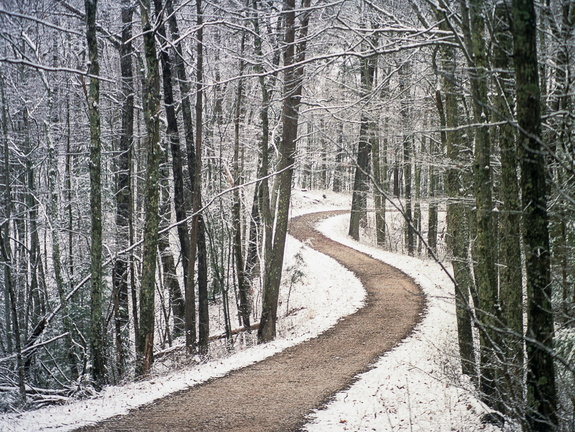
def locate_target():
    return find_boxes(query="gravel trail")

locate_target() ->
[76,210,425,432]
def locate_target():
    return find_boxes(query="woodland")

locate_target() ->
[0,0,574,430]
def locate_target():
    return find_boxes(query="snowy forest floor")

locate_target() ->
[0,191,509,432]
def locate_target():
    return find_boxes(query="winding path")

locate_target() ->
[77,211,425,432]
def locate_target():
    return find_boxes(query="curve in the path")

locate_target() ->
[77,211,425,432]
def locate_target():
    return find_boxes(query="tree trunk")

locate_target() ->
[463,0,499,406]
[399,61,414,255]
[258,0,310,343]
[433,7,477,378]
[349,54,376,241]
[512,0,558,427]
[23,101,46,338]
[320,118,328,189]
[43,39,79,382]
[158,155,183,342]
[137,0,162,376]
[191,0,209,355]
[414,142,422,254]
[547,0,575,327]
[113,0,134,379]
[0,232,26,402]
[197,213,209,354]
[47,106,78,382]
[333,122,345,193]
[85,0,105,386]
[0,77,26,403]
[164,0,197,351]
[427,134,438,256]
[493,0,524,418]
[372,120,386,247]
[245,0,275,317]
[232,34,251,329]
[153,0,188,338]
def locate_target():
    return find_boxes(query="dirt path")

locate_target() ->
[76,211,425,432]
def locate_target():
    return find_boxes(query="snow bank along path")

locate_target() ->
[304,213,502,432]
[70,210,424,432]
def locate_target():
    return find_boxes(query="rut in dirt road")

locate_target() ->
[76,210,425,432]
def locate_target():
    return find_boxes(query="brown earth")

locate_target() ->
[76,210,425,432]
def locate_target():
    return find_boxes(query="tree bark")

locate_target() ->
[0,76,26,403]
[113,0,134,379]
[433,6,477,379]
[547,0,575,327]
[85,0,105,386]
[258,0,310,343]
[153,0,187,338]
[333,122,345,193]
[349,54,376,241]
[232,33,251,329]
[399,61,414,255]
[137,0,162,376]
[463,0,499,405]
[192,0,209,355]
[47,104,78,382]
[245,0,277,295]
[372,120,386,247]
[427,134,438,256]
[493,0,524,418]
[512,0,558,427]
[163,0,197,351]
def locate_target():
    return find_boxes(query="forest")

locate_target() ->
[0,0,574,430]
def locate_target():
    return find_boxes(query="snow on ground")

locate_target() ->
[0,191,362,432]
[303,206,506,432]
[0,190,506,431]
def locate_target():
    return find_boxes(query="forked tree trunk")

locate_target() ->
[153,0,187,338]
[349,54,376,241]
[258,0,310,343]
[244,0,277,303]
[163,0,197,350]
